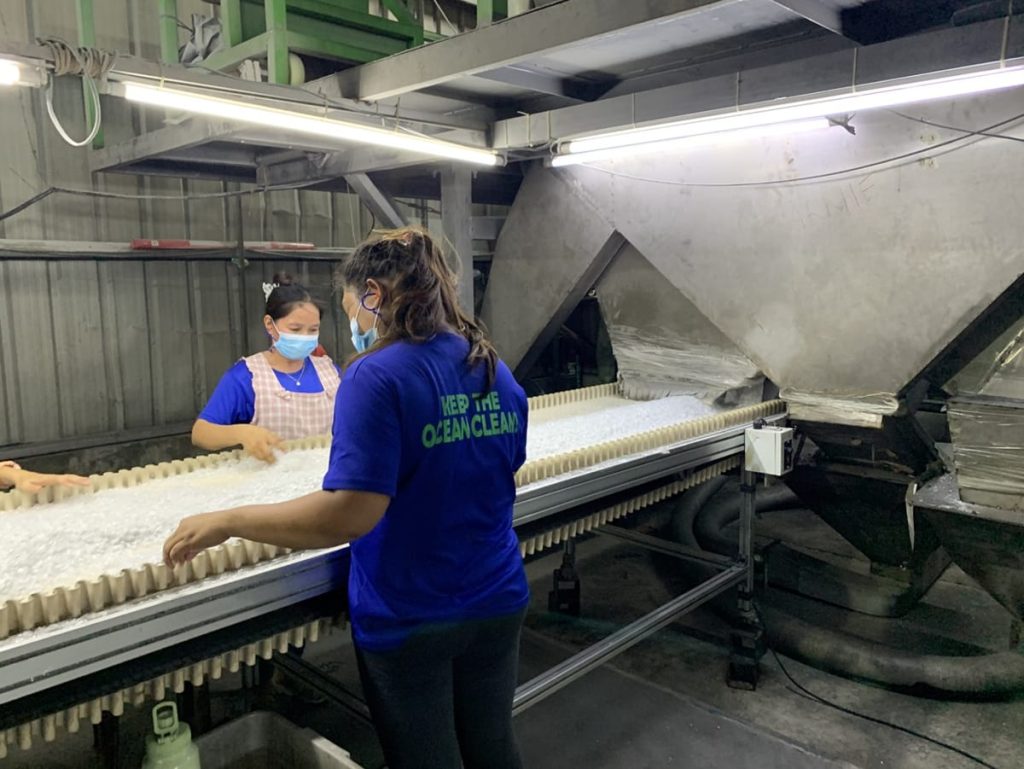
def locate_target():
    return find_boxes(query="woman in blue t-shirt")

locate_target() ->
[164,229,529,769]
[193,273,341,463]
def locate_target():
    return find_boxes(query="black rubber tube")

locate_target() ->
[687,481,934,617]
[671,476,728,549]
[761,605,1024,697]
[665,483,1024,696]
[691,479,799,556]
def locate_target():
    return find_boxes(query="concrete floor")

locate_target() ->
[521,538,1024,769]
[6,510,1023,769]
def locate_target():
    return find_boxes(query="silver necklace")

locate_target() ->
[279,357,308,387]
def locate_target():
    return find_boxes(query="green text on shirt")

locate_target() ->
[421,391,521,448]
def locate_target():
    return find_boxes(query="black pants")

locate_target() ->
[355,608,526,769]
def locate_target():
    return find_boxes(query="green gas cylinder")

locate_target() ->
[141,702,201,769]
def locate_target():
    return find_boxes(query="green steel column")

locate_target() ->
[478,0,508,26]
[379,0,416,24]
[75,0,103,148]
[220,0,243,48]
[265,0,290,84]
[379,0,422,44]
[158,0,179,65]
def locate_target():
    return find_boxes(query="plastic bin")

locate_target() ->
[195,711,365,769]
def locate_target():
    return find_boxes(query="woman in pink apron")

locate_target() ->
[192,273,340,463]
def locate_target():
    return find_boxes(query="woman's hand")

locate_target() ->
[15,471,91,494]
[237,425,285,464]
[0,461,91,494]
[163,511,234,567]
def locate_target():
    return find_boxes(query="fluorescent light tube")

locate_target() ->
[564,65,1024,157]
[551,118,831,167]
[0,60,21,86]
[122,81,501,167]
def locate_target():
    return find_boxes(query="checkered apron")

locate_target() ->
[244,352,340,439]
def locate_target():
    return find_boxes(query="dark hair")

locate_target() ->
[265,272,322,320]
[336,227,498,389]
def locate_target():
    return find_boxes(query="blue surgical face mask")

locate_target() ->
[350,291,380,353]
[272,322,319,361]
[350,318,377,353]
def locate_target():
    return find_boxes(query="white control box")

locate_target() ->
[744,426,795,476]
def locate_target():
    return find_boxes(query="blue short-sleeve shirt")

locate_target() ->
[199,358,340,425]
[322,333,529,651]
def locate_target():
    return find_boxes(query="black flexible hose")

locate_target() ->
[761,604,1024,697]
[663,481,1024,697]
[671,475,728,549]
[686,479,936,617]
[692,478,798,556]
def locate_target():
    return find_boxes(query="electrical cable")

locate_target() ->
[39,38,116,147]
[890,109,1024,144]
[562,111,1024,188]
[754,603,1002,769]
[431,0,456,32]
[158,14,194,34]
[0,181,325,224]
[0,189,57,224]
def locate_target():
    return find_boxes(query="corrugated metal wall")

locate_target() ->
[0,256,352,445]
[0,1,377,447]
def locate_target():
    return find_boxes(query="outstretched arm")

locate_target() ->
[163,489,388,566]
[0,461,91,494]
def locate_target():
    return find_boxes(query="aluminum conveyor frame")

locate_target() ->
[0,412,783,734]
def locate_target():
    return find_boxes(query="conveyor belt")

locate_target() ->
[0,386,783,759]
[0,615,332,759]
[0,388,778,642]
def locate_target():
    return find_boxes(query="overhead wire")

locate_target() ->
[430,0,456,33]
[889,109,1024,144]
[0,189,57,224]
[561,110,1024,188]
[0,181,324,224]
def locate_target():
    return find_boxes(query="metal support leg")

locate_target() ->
[273,651,373,725]
[265,0,290,84]
[729,470,764,690]
[178,682,212,736]
[441,165,474,314]
[92,711,119,769]
[739,470,756,596]
[548,539,581,616]
[240,663,255,713]
[516,564,747,715]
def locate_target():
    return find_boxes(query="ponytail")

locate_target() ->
[337,227,498,390]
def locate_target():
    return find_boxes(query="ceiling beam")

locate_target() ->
[344,172,408,228]
[493,16,1024,149]
[256,145,441,187]
[328,0,732,101]
[90,120,238,172]
[768,0,859,41]
[473,66,605,103]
